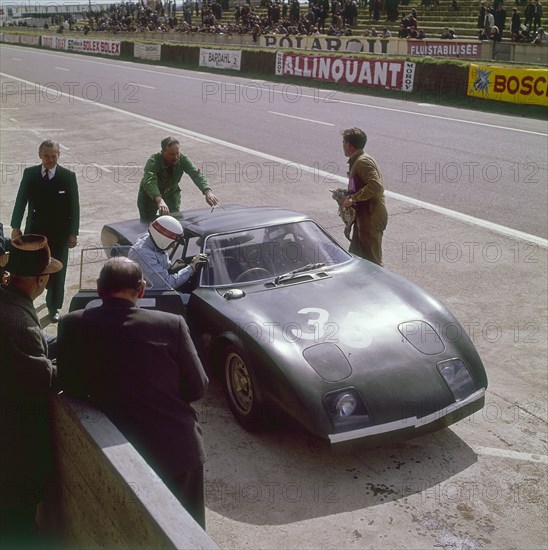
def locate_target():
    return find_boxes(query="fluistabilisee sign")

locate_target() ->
[407,40,481,58]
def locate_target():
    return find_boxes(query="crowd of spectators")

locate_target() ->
[60,0,397,39]
[476,0,545,42]
[38,0,402,39]
[4,0,546,43]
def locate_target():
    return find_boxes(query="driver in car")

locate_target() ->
[128,215,206,303]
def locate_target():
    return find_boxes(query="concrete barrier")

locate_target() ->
[41,395,218,550]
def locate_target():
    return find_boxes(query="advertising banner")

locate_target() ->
[134,42,161,61]
[262,34,397,55]
[41,36,67,50]
[19,34,41,46]
[468,64,548,106]
[1,33,20,44]
[407,40,481,58]
[199,48,241,70]
[67,38,121,56]
[275,52,415,92]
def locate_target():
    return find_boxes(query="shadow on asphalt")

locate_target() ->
[200,377,478,525]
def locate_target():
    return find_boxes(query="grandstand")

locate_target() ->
[215,1,505,41]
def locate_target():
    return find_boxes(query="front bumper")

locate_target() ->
[328,388,486,444]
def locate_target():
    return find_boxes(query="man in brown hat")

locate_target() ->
[0,234,62,546]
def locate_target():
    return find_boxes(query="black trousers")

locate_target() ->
[165,465,205,530]
[44,240,69,313]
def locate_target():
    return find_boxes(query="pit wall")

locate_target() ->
[41,395,218,550]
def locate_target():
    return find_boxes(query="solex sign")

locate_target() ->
[275,52,415,92]
[42,37,121,56]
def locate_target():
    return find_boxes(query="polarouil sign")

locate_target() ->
[468,64,548,106]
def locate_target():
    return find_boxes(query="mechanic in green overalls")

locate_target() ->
[137,136,219,221]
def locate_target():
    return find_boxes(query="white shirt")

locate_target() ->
[42,165,57,180]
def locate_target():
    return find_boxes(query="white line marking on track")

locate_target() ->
[55,67,70,71]
[94,163,111,173]
[474,446,548,464]
[1,71,546,248]
[127,82,156,89]
[2,128,65,131]
[268,111,334,126]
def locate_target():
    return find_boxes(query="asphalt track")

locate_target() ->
[0,44,546,549]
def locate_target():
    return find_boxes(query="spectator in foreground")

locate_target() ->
[0,235,62,547]
[57,257,209,528]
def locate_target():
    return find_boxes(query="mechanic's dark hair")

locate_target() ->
[98,257,144,295]
[39,139,60,154]
[161,136,180,150]
[341,128,367,150]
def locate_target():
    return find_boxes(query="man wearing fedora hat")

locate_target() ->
[10,139,80,323]
[0,234,62,545]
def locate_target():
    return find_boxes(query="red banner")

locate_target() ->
[275,52,415,92]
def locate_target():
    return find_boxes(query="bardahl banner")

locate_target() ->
[407,40,481,58]
[275,52,415,92]
[261,34,397,55]
[468,64,548,106]
[199,48,241,70]
[135,42,161,61]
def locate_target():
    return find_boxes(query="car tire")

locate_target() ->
[222,345,264,431]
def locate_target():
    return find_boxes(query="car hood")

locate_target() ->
[206,262,456,354]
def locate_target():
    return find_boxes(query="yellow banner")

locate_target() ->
[468,64,548,107]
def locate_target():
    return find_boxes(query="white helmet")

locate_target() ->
[148,215,183,250]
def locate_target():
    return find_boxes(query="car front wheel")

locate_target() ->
[223,346,263,431]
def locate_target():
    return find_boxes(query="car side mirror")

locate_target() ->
[223,289,246,300]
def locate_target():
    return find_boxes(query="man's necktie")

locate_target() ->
[43,169,49,182]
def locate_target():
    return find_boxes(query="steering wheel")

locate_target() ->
[234,267,272,283]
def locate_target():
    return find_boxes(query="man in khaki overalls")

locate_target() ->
[341,127,388,267]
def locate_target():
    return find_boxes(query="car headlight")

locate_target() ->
[335,393,357,416]
[437,358,477,401]
[324,388,371,432]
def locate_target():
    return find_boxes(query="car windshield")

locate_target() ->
[201,220,350,286]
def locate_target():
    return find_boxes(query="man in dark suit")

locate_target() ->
[57,257,209,528]
[11,140,80,322]
[0,235,62,546]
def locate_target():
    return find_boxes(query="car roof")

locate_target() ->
[177,205,310,237]
[102,205,312,245]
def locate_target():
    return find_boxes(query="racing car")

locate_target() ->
[70,205,487,445]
